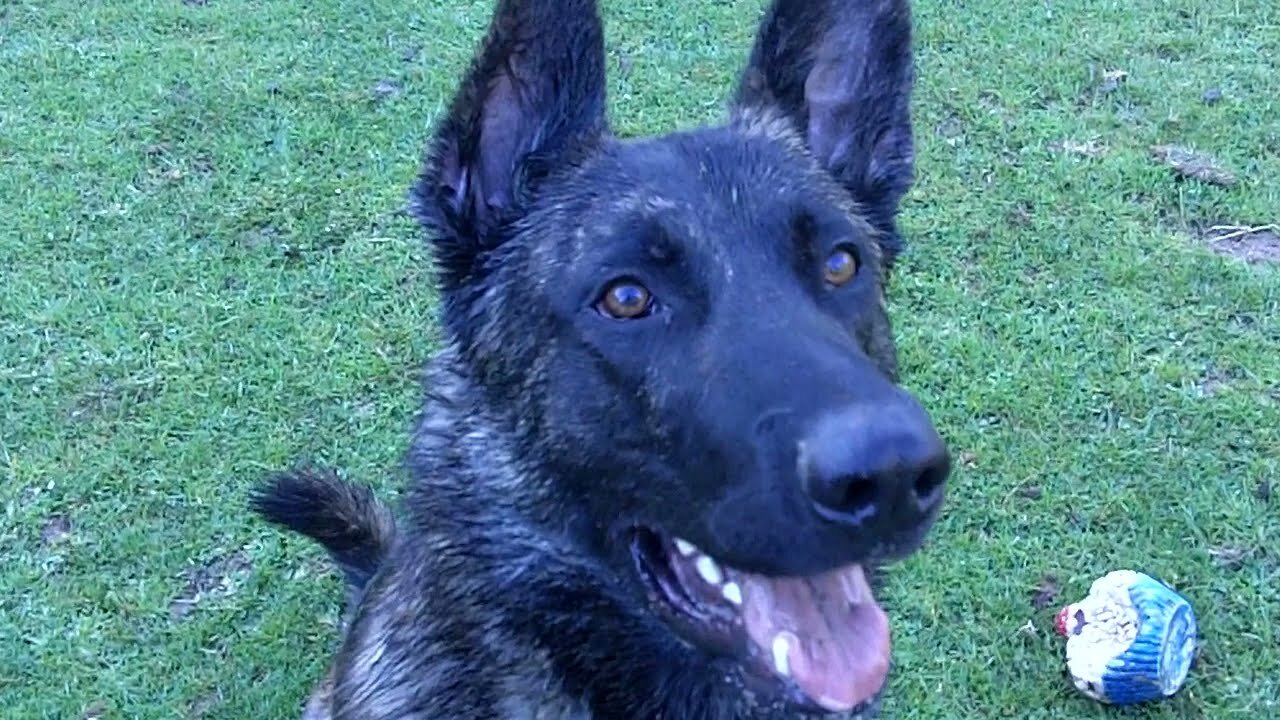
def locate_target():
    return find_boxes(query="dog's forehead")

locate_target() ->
[613,126,819,206]
[553,127,858,262]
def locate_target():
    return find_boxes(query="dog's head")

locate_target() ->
[410,0,949,715]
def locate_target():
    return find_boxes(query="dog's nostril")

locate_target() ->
[911,464,946,506]
[832,474,879,519]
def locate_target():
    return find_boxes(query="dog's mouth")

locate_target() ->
[630,528,890,714]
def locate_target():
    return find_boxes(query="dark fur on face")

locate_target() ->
[250,0,951,718]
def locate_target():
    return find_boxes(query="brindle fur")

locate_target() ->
[250,0,950,718]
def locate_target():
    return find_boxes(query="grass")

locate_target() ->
[1,0,1277,717]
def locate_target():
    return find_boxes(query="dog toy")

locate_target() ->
[1053,570,1197,705]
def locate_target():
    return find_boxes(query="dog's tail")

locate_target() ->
[249,467,396,592]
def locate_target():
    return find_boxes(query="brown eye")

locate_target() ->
[822,247,859,286]
[598,279,653,319]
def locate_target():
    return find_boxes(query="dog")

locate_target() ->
[249,0,952,717]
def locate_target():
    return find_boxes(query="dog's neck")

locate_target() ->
[404,340,590,536]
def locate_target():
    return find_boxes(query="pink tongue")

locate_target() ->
[740,565,891,712]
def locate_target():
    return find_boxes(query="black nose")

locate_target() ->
[798,395,950,531]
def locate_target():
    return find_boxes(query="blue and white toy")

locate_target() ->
[1053,570,1198,705]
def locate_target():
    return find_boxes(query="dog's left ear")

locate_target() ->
[733,0,916,265]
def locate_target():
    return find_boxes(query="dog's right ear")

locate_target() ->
[410,0,609,292]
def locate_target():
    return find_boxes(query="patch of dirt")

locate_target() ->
[170,550,253,621]
[1227,312,1259,331]
[1006,200,1034,227]
[1194,364,1246,397]
[66,378,160,423]
[400,44,423,63]
[188,690,223,718]
[287,554,341,583]
[1016,485,1043,500]
[170,81,194,105]
[1202,224,1280,266]
[976,90,1005,115]
[236,224,280,251]
[1150,144,1238,187]
[934,113,965,146]
[1196,375,1229,397]
[1030,575,1059,610]
[1067,512,1087,531]
[371,79,402,101]
[66,381,122,423]
[137,141,212,191]
[1208,545,1254,571]
[615,51,634,78]
[1018,264,1044,286]
[192,153,216,176]
[40,514,72,545]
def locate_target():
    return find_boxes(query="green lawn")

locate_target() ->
[2,0,1277,717]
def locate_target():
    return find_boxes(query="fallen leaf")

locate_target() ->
[1050,138,1107,157]
[1150,144,1238,186]
[1099,68,1128,94]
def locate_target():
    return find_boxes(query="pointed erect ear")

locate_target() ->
[733,0,916,265]
[410,0,609,291]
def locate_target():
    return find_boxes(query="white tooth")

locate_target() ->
[674,538,697,557]
[721,581,743,606]
[695,555,723,585]
[771,634,792,677]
